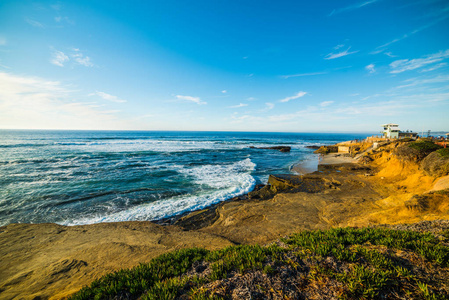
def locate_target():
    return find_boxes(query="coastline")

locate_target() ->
[2,139,449,299]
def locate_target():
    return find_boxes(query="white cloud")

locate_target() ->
[420,63,447,73]
[247,97,256,101]
[374,14,449,53]
[50,48,94,67]
[320,101,334,107]
[279,91,307,103]
[25,18,44,28]
[0,37,6,46]
[50,50,69,67]
[0,72,124,130]
[389,50,449,73]
[329,0,380,16]
[325,47,358,60]
[384,52,397,58]
[281,71,327,79]
[395,75,449,89]
[334,44,345,50]
[176,95,207,105]
[265,103,275,110]
[90,91,127,103]
[229,103,248,108]
[74,56,93,67]
[72,50,93,67]
[221,90,227,94]
[54,16,74,25]
[365,64,376,73]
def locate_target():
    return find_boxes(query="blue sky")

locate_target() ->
[0,0,448,132]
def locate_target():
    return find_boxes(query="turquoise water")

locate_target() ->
[0,130,369,226]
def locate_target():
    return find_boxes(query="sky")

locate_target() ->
[0,0,448,133]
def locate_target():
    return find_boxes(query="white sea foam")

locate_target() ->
[51,139,303,154]
[53,139,246,153]
[61,158,256,226]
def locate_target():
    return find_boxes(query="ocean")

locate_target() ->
[0,130,369,226]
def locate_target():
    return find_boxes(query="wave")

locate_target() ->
[61,158,256,225]
[0,143,49,148]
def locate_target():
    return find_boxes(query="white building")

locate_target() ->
[382,123,400,139]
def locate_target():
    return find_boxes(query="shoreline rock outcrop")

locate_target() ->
[249,146,291,152]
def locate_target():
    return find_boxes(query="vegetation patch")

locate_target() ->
[395,141,442,162]
[437,148,449,158]
[408,141,442,153]
[70,227,449,300]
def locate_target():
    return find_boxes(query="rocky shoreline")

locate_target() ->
[1,139,449,299]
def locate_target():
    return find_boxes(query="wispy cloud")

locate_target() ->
[334,44,345,50]
[395,74,449,89]
[320,101,334,107]
[50,48,94,67]
[420,63,447,73]
[281,71,327,79]
[25,18,44,28]
[50,50,69,67]
[72,49,93,67]
[90,91,127,103]
[389,50,449,73]
[373,12,449,53]
[365,64,376,73]
[221,90,227,94]
[229,103,248,108]
[329,0,381,16]
[0,72,124,129]
[279,91,307,103]
[0,37,6,46]
[325,47,358,60]
[265,103,275,110]
[176,95,207,105]
[54,16,75,25]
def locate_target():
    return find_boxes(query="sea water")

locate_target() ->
[0,130,369,226]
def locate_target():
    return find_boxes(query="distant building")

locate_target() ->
[381,123,418,139]
[382,123,400,139]
[399,131,418,139]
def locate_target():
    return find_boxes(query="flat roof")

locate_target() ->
[381,123,399,126]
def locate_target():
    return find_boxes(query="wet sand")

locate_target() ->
[291,154,319,174]
[292,152,355,175]
[320,153,355,164]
